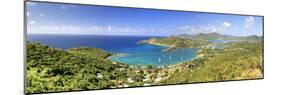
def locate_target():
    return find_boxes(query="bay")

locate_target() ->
[28,34,198,65]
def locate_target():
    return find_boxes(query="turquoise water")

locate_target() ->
[28,34,198,66]
[110,44,198,66]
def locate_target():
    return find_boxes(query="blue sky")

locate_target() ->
[26,1,263,36]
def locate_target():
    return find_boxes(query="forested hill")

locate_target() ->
[160,41,263,84]
[178,32,262,41]
[139,33,231,48]
[26,35,263,93]
[139,36,208,48]
[139,33,262,49]
[177,32,231,40]
[26,42,123,93]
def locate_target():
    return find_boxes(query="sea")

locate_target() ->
[27,34,198,66]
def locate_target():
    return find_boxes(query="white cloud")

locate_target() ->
[222,21,231,28]
[180,25,190,30]
[26,12,30,16]
[245,16,255,29]
[28,24,151,35]
[28,20,36,24]
[27,24,168,36]
[179,21,232,34]
[28,25,87,34]
[87,26,103,31]
[107,25,112,31]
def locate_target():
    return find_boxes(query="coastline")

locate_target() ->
[106,44,202,69]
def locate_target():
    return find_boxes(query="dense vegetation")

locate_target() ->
[178,32,231,40]
[160,41,263,84]
[139,33,263,84]
[139,36,208,48]
[26,33,263,93]
[27,43,163,93]
[27,43,122,93]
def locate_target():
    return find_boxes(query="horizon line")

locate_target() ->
[27,32,263,37]
[27,33,169,37]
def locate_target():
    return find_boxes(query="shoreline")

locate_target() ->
[106,39,204,69]
[107,49,201,69]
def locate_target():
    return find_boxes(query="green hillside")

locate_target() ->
[159,41,263,84]
[139,36,208,48]
[27,42,163,93]
[26,34,263,93]
[26,43,124,93]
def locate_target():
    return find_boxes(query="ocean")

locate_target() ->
[27,34,198,66]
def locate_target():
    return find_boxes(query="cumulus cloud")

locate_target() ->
[26,12,30,16]
[179,25,190,30]
[245,16,255,29]
[222,21,231,28]
[107,25,112,31]
[30,25,103,33]
[179,21,231,34]
[28,20,36,24]
[27,24,168,36]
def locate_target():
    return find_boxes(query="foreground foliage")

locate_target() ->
[26,35,263,93]
[27,43,119,93]
[160,41,263,84]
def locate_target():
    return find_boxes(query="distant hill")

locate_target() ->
[139,36,208,48]
[177,32,263,41]
[139,32,262,50]
[239,35,263,41]
[177,32,232,40]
